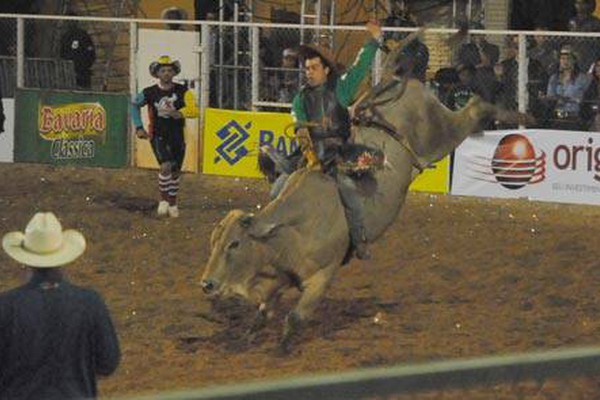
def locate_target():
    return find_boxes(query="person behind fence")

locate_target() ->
[59,13,96,89]
[529,25,559,78]
[0,212,120,400]
[569,0,600,73]
[132,56,200,218]
[581,57,600,130]
[447,63,479,111]
[277,48,300,103]
[161,7,188,31]
[496,36,519,111]
[431,67,460,108]
[475,42,501,104]
[543,45,591,130]
[287,20,384,260]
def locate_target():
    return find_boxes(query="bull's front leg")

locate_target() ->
[246,275,287,343]
[280,263,337,354]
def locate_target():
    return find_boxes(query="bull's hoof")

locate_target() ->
[244,307,268,344]
[277,339,293,356]
[278,311,303,355]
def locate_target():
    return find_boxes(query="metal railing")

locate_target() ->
[1,14,600,125]
[119,346,600,399]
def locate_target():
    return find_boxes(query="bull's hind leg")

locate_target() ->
[280,263,337,353]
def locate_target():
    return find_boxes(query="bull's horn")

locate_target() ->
[239,213,255,228]
[249,222,279,240]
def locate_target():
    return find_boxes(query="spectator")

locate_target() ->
[161,7,188,31]
[454,21,499,69]
[496,36,519,111]
[544,45,591,130]
[447,63,477,110]
[569,0,600,32]
[277,48,300,103]
[581,57,600,130]
[0,212,120,399]
[456,42,481,67]
[476,42,501,103]
[529,26,559,77]
[431,67,460,109]
[568,0,600,73]
[59,14,96,89]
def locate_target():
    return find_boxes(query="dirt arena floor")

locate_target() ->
[1,163,600,399]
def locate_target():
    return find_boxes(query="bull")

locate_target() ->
[201,78,526,352]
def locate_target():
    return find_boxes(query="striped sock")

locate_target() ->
[158,173,172,201]
[167,175,180,205]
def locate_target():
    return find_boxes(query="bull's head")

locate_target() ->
[201,209,277,300]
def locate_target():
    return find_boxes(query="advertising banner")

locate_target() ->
[203,108,298,178]
[14,89,128,167]
[452,129,600,205]
[203,107,449,193]
[135,28,200,172]
[409,156,450,193]
[0,99,14,162]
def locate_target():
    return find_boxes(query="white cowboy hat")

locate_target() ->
[2,212,86,268]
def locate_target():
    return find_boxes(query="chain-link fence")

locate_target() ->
[2,14,600,125]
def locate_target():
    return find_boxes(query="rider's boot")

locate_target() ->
[352,228,371,260]
[337,174,371,260]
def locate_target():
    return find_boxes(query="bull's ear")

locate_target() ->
[248,221,279,239]
[238,213,255,228]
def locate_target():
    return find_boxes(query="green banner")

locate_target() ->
[14,89,128,167]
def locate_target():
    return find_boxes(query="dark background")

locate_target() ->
[510,0,577,30]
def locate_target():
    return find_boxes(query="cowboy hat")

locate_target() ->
[2,212,86,268]
[149,55,181,78]
[560,45,580,64]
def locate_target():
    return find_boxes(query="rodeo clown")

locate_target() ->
[131,55,199,218]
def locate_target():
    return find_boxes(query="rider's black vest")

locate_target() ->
[300,80,351,142]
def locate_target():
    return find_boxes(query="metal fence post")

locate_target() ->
[251,26,259,111]
[16,17,24,88]
[517,33,528,127]
[129,21,138,167]
[201,22,211,120]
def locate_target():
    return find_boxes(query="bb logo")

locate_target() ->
[214,120,250,165]
[491,134,546,189]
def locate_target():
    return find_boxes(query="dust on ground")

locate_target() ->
[1,163,599,399]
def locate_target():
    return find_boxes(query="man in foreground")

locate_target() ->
[0,212,120,399]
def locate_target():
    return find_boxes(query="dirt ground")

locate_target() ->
[1,163,600,399]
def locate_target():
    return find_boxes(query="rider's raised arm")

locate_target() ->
[336,41,379,108]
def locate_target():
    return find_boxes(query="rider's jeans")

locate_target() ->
[336,174,367,245]
[270,173,289,199]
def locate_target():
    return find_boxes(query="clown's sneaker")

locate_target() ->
[157,201,169,217]
[168,205,179,218]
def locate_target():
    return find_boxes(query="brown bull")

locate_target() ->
[201,79,524,351]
